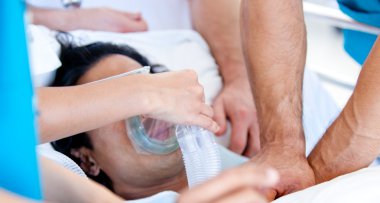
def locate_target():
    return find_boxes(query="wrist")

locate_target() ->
[31,8,75,31]
[259,113,305,153]
[262,141,305,156]
[57,10,79,31]
[214,56,247,82]
[256,144,307,163]
[256,89,305,151]
[220,65,248,84]
[308,103,380,183]
[135,75,162,117]
[115,74,158,117]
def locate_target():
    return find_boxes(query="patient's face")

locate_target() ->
[74,55,186,199]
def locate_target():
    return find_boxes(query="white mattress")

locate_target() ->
[273,167,380,203]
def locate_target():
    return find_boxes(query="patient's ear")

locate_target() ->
[70,147,101,176]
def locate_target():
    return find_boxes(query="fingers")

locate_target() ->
[191,114,219,133]
[212,98,227,136]
[178,166,279,203]
[200,105,214,118]
[121,20,148,32]
[214,189,267,203]
[229,116,249,154]
[243,125,261,157]
[120,12,148,32]
[124,12,142,20]
[182,69,219,132]
[264,189,277,201]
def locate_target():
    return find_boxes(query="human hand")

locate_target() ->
[31,7,148,32]
[178,165,279,203]
[68,8,148,32]
[145,70,220,133]
[250,146,315,200]
[212,78,260,156]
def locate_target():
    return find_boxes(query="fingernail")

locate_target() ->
[214,124,220,133]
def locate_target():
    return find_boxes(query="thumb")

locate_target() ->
[264,189,277,201]
[124,12,142,20]
[212,98,227,136]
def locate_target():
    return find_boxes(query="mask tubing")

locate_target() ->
[176,126,222,188]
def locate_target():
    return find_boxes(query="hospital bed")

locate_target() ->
[303,1,379,91]
[33,2,374,201]
[304,1,380,35]
[33,23,340,202]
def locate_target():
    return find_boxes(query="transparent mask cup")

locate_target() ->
[101,66,221,187]
[125,117,179,155]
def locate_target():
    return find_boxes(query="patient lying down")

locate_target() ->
[51,38,283,202]
[51,41,187,200]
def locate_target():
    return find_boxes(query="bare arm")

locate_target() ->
[28,6,147,32]
[37,74,151,143]
[189,0,260,156]
[242,0,306,152]
[190,0,245,82]
[308,37,380,183]
[0,190,32,203]
[241,0,314,199]
[0,157,123,203]
[38,71,218,143]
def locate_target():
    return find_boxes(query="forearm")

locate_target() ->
[40,157,123,203]
[0,190,32,203]
[29,6,75,31]
[308,37,380,183]
[37,75,155,143]
[241,0,306,149]
[189,0,247,83]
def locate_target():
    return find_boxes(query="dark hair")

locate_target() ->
[51,34,154,190]
[51,34,152,87]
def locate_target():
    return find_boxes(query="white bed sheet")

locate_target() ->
[273,167,380,203]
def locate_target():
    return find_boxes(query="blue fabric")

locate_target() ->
[0,1,42,200]
[337,0,380,64]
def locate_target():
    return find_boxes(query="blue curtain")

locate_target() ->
[0,1,42,200]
